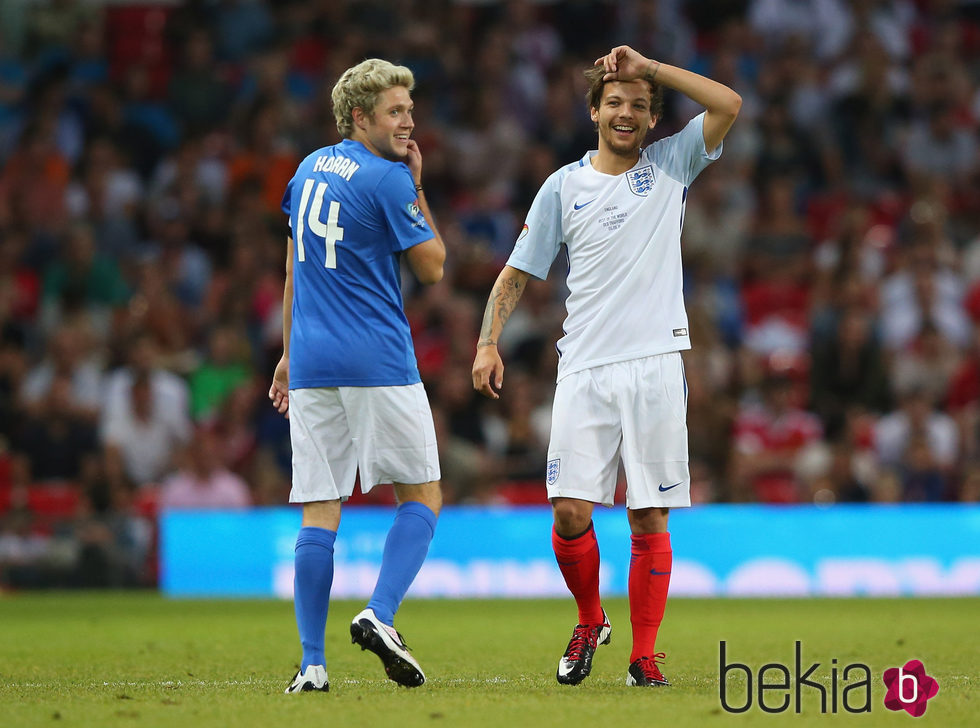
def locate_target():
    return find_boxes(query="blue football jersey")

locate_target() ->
[281,139,433,388]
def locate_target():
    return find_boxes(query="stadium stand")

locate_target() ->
[1,0,980,588]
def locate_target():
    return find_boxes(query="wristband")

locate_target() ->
[646,60,660,83]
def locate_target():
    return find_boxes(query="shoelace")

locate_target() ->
[565,624,601,661]
[636,653,667,680]
[379,621,411,649]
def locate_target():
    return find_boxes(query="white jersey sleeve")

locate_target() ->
[643,112,721,186]
[506,165,570,279]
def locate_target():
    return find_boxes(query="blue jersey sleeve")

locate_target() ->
[281,177,294,237]
[376,166,433,252]
[644,112,722,186]
[506,169,563,279]
[281,177,293,216]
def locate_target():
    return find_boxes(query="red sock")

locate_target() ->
[552,523,604,625]
[628,532,672,662]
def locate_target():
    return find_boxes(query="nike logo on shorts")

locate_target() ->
[650,568,672,575]
[573,198,597,210]
[658,482,682,492]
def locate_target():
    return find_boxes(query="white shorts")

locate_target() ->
[288,384,440,503]
[546,353,690,510]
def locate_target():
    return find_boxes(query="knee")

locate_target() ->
[397,481,443,518]
[552,499,592,537]
[302,500,342,530]
[423,484,443,518]
[627,507,669,534]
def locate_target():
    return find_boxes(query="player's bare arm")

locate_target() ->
[595,45,741,151]
[269,235,294,417]
[472,265,530,399]
[403,138,446,284]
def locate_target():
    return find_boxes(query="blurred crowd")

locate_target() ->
[2,0,980,586]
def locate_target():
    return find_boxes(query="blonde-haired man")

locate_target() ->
[270,58,446,693]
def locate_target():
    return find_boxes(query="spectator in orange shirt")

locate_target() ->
[227,100,298,215]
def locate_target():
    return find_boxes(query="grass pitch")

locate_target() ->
[0,593,976,728]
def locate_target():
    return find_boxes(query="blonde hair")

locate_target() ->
[331,59,415,138]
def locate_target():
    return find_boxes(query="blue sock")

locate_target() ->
[366,502,437,625]
[293,526,336,671]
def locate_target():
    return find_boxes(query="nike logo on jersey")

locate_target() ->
[650,568,672,576]
[658,482,682,492]
[573,198,597,210]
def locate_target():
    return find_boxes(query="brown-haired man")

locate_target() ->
[473,45,740,687]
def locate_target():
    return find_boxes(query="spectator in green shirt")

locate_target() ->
[189,324,251,422]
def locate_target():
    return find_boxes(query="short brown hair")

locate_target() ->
[584,65,663,120]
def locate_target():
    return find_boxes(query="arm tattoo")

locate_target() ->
[478,275,527,347]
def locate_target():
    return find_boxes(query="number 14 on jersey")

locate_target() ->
[296,178,344,268]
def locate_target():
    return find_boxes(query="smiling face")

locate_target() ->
[590,80,658,161]
[354,85,414,161]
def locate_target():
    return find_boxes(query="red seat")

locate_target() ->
[105,5,173,95]
[133,486,160,519]
[496,480,546,505]
[0,453,12,488]
[345,486,396,506]
[26,482,81,519]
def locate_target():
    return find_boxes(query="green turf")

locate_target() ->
[0,593,976,727]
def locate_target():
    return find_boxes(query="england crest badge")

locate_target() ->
[546,458,560,485]
[627,165,655,196]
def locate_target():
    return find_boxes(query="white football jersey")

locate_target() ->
[508,112,721,381]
